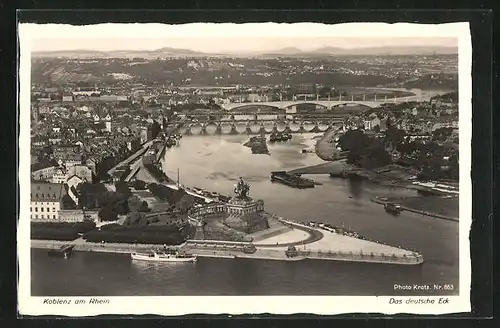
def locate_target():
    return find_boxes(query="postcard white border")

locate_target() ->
[18,22,472,316]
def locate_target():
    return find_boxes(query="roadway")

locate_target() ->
[131,158,217,203]
[107,140,154,176]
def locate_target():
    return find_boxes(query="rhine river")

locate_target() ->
[32,134,459,296]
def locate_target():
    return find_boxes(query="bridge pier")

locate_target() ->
[201,124,207,135]
[229,124,238,135]
[310,123,320,133]
[215,122,222,135]
[184,126,192,136]
[283,122,292,133]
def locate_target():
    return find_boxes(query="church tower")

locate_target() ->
[105,114,112,133]
[32,105,40,123]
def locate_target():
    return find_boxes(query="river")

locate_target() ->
[31,134,459,296]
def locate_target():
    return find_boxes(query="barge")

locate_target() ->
[270,171,315,189]
[269,132,292,143]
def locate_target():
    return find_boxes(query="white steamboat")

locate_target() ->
[131,250,197,263]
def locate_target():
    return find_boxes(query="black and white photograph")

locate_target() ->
[18,22,471,316]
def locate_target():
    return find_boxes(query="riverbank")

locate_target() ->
[243,136,269,155]
[315,128,341,161]
[31,215,423,265]
[31,239,184,254]
[371,196,459,222]
[289,160,437,194]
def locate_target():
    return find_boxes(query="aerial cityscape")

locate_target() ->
[28,34,460,298]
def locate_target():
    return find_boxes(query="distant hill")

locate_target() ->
[33,47,207,59]
[261,46,458,57]
[32,45,457,59]
[33,50,110,58]
[261,47,304,56]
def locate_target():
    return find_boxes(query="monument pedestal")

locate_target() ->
[226,197,264,216]
[224,197,268,234]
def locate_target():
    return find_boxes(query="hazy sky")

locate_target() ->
[31,37,458,53]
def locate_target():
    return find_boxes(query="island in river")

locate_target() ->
[243,136,270,155]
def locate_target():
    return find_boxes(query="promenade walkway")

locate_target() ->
[31,239,185,254]
[259,217,421,263]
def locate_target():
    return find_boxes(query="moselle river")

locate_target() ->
[31,135,459,296]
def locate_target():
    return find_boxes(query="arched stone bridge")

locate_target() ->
[176,119,344,136]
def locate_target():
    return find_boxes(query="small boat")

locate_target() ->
[48,245,74,259]
[384,203,403,215]
[270,171,315,189]
[131,250,197,263]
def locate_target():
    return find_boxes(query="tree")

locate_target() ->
[125,211,147,226]
[151,121,161,139]
[448,153,459,180]
[318,86,333,98]
[338,129,372,152]
[399,141,418,156]
[361,146,392,169]
[176,194,195,214]
[115,181,132,199]
[432,127,454,142]
[61,194,77,210]
[127,195,142,212]
[112,199,129,215]
[373,125,381,133]
[98,205,118,222]
[139,200,150,213]
[384,126,406,151]
[77,182,108,209]
[133,179,147,190]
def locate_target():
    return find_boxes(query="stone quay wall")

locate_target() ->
[297,249,423,265]
[371,196,458,222]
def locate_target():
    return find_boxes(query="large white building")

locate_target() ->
[31,162,57,181]
[51,167,67,184]
[30,182,66,221]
